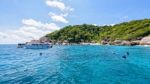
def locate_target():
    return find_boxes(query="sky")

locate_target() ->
[0,0,150,44]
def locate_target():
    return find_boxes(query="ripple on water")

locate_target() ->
[0,45,150,84]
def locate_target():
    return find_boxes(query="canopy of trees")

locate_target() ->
[46,19,150,43]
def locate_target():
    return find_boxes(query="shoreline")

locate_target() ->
[52,43,150,46]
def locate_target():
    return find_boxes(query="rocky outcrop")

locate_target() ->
[101,40,140,46]
[130,40,140,45]
[113,40,140,46]
[39,37,50,43]
[140,36,150,45]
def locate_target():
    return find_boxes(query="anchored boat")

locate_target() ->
[17,40,53,49]
[17,43,26,48]
[25,43,52,49]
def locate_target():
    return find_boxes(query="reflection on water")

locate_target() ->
[0,45,150,84]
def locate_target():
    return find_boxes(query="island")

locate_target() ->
[39,19,150,46]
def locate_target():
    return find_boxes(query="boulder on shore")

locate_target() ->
[140,36,150,45]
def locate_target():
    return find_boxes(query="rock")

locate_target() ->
[101,40,109,45]
[121,41,131,46]
[130,40,140,46]
[140,36,150,45]
[114,40,122,44]
[114,40,127,45]
[39,37,50,43]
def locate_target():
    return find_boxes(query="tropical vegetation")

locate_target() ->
[46,19,150,43]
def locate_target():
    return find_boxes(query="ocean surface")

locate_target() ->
[0,45,150,84]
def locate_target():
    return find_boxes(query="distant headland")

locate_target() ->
[39,19,150,46]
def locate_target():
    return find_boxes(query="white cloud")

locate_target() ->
[0,0,74,44]
[22,18,60,30]
[46,0,74,12]
[46,0,73,24]
[22,19,42,27]
[48,12,68,23]
[120,16,129,20]
[46,0,65,11]
[0,31,27,44]
[0,19,60,44]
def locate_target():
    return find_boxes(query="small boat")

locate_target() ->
[25,43,52,49]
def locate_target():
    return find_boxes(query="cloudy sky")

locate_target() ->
[0,0,150,44]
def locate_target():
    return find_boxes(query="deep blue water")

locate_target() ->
[0,45,150,84]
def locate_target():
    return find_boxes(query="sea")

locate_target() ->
[0,45,150,84]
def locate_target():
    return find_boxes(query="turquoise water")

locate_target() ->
[0,45,150,84]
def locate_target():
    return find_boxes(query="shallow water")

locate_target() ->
[0,45,150,84]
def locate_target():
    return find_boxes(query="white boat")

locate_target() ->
[17,43,26,48]
[17,39,53,49]
[25,43,52,49]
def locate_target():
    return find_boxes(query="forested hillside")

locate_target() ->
[46,19,150,43]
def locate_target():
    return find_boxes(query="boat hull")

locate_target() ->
[25,44,52,49]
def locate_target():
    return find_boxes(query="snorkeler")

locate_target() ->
[40,53,43,56]
[126,52,129,55]
[122,55,127,59]
[122,52,129,59]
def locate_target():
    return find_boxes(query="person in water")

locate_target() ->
[40,53,43,56]
[122,52,129,59]
[122,55,127,59]
[126,52,129,55]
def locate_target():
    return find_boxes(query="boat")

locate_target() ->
[17,43,26,48]
[17,40,53,49]
[25,43,52,49]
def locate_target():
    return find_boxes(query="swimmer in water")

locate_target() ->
[122,52,130,59]
[126,52,129,55]
[40,53,42,56]
[122,55,126,59]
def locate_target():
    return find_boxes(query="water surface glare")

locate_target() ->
[0,45,150,84]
